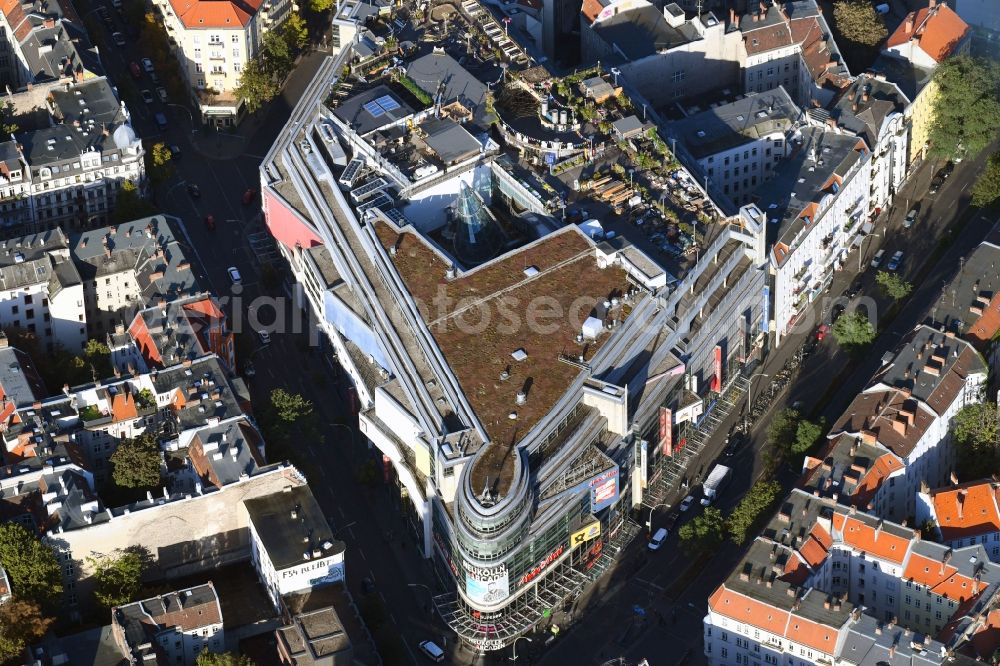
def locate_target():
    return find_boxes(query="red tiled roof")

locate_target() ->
[885,5,968,63]
[903,552,988,602]
[967,293,1000,350]
[930,481,1000,542]
[581,0,604,24]
[111,392,138,422]
[166,0,263,29]
[835,513,909,564]
[709,586,841,654]
[852,454,904,508]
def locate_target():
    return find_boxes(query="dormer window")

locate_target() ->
[39,167,50,179]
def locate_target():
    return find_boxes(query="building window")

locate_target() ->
[671,70,686,82]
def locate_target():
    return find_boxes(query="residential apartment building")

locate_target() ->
[1,77,145,235]
[704,487,1000,666]
[152,0,297,126]
[0,217,199,353]
[823,73,910,216]
[755,126,870,345]
[0,0,102,91]
[922,222,1000,371]
[124,293,235,374]
[667,87,801,208]
[736,0,849,108]
[918,480,1000,562]
[111,583,225,665]
[803,324,988,522]
[875,1,969,164]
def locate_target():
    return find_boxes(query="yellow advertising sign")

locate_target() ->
[571,521,601,547]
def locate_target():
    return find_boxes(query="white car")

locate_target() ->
[257,329,271,345]
[112,32,126,47]
[141,57,154,73]
[679,495,696,512]
[648,527,668,551]
[227,266,242,283]
[156,87,168,102]
[870,248,886,269]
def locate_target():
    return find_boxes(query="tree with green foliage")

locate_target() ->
[792,418,826,456]
[0,100,18,136]
[261,389,318,450]
[952,402,999,479]
[272,388,314,423]
[0,597,53,663]
[308,0,333,12]
[135,388,156,411]
[727,480,782,545]
[972,151,1000,208]
[114,180,156,223]
[262,30,292,79]
[145,142,174,184]
[876,270,914,301]
[767,408,800,456]
[196,652,256,666]
[929,55,1000,161]
[110,432,162,489]
[832,311,876,349]
[83,338,113,379]
[234,59,280,114]
[88,548,149,609]
[678,506,725,555]
[0,523,62,608]
[283,12,309,53]
[832,0,887,48]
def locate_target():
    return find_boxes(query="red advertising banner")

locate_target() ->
[659,407,672,456]
[711,345,723,392]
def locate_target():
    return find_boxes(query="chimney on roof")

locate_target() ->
[875,624,882,635]
[729,7,736,26]
[892,417,907,436]
[957,490,967,519]
[905,15,915,34]
[950,470,959,486]
[928,0,936,8]
[888,645,896,658]
[913,528,921,541]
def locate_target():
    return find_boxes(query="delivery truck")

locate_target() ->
[700,464,731,506]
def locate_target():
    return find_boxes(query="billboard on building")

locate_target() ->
[762,286,770,333]
[659,407,672,456]
[464,562,510,605]
[711,345,722,392]
[571,521,601,547]
[639,439,648,489]
[590,467,619,513]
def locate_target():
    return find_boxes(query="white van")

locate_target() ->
[418,640,445,662]
[648,527,668,551]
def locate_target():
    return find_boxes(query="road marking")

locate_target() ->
[359,548,367,561]
[633,578,665,591]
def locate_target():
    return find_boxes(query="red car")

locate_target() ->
[242,187,258,205]
[129,61,141,79]
[815,324,830,341]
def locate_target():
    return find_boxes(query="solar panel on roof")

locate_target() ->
[377,95,400,112]
[363,101,385,118]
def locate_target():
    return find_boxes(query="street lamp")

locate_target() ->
[745,372,769,432]
[610,67,621,87]
[407,583,435,614]
[503,16,511,36]
[646,502,669,535]
[167,103,198,134]
[510,636,532,663]
[628,169,634,189]
[858,230,883,272]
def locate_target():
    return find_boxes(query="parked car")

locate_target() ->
[128,61,141,79]
[111,0,122,7]
[929,176,944,195]
[227,266,242,283]
[188,183,202,198]
[168,144,182,159]
[154,112,167,130]
[724,431,746,457]
[242,187,258,205]
[418,641,445,663]
[156,87,168,102]
[940,161,955,178]
[845,276,864,299]
[203,213,214,229]
[887,250,904,272]
[141,58,154,73]
[903,207,919,229]
[679,495,696,512]
[815,324,830,341]
[149,72,160,85]
[140,89,154,104]
[829,302,845,323]
[870,248,886,269]
[112,32,126,47]
[257,329,271,345]
[648,527,668,551]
